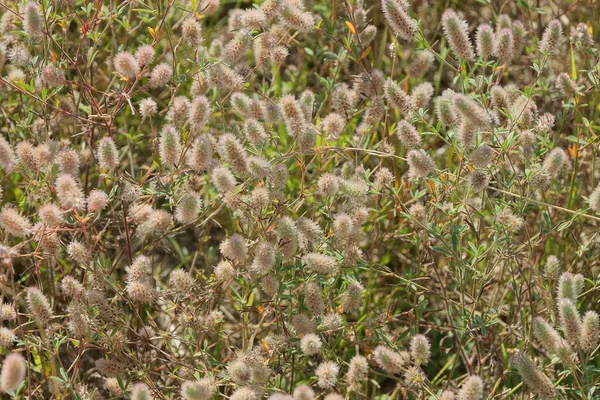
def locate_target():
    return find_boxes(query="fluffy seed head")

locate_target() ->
[373,345,406,374]
[303,281,325,315]
[410,334,431,366]
[114,51,139,78]
[182,18,203,47]
[211,165,236,193]
[556,72,579,97]
[495,28,514,64]
[381,0,417,40]
[55,174,85,210]
[300,333,322,356]
[315,360,339,389]
[581,311,599,350]
[135,44,154,66]
[476,24,495,59]
[539,19,563,54]
[442,9,475,61]
[302,253,338,275]
[457,375,484,400]
[512,353,554,398]
[148,62,173,88]
[87,189,109,213]
[131,382,152,400]
[181,376,217,400]
[0,353,26,392]
[96,137,119,171]
[23,2,42,38]
[384,79,415,114]
[0,206,32,237]
[558,298,582,348]
[407,150,436,180]
[220,234,248,264]
[159,125,182,168]
[26,286,53,324]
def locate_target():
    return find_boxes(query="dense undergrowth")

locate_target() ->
[0,0,598,398]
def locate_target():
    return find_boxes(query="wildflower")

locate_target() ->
[130,382,152,400]
[512,21,527,55]
[39,203,63,226]
[457,375,484,400]
[412,82,434,110]
[381,0,416,40]
[558,298,582,348]
[303,282,325,316]
[410,334,431,366]
[41,65,66,87]
[55,174,85,210]
[222,29,253,64]
[148,62,173,88]
[0,136,16,172]
[539,19,563,54]
[345,355,368,385]
[188,96,211,132]
[406,150,436,180]
[280,94,307,138]
[135,44,154,66]
[220,234,248,263]
[556,72,579,97]
[0,206,32,237]
[58,149,80,176]
[139,98,158,118]
[581,311,599,350]
[453,93,491,128]
[373,345,406,374]
[211,165,236,193]
[159,125,182,168]
[181,376,217,400]
[533,316,571,357]
[469,170,489,193]
[0,353,26,392]
[26,287,53,324]
[384,79,415,114]
[302,253,338,275]
[409,50,435,77]
[87,189,109,213]
[475,24,495,59]
[182,18,203,47]
[300,333,322,356]
[495,28,514,64]
[218,133,248,175]
[214,260,236,281]
[23,1,43,38]
[293,385,315,400]
[557,272,584,303]
[67,240,91,266]
[315,360,339,389]
[97,136,119,171]
[544,255,560,279]
[0,327,14,349]
[114,51,139,78]
[435,96,457,131]
[512,353,554,398]
[169,269,195,295]
[279,0,314,32]
[442,9,475,61]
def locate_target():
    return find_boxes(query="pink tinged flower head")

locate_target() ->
[539,19,563,54]
[441,9,475,61]
[96,136,119,171]
[406,150,436,180]
[381,0,416,40]
[0,353,26,392]
[512,353,555,399]
[113,51,140,78]
[0,206,32,237]
[475,24,495,60]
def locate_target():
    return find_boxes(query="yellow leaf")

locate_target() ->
[345,21,356,35]
[148,26,159,41]
[359,47,371,60]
